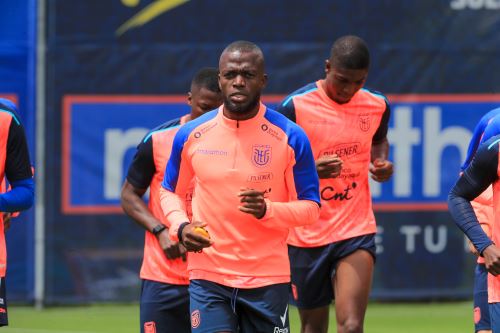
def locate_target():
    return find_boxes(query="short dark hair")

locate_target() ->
[330,35,370,70]
[191,67,220,93]
[220,40,265,69]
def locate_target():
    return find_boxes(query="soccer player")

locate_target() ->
[277,35,393,333]
[159,40,321,333]
[0,98,35,327]
[120,68,223,333]
[448,131,500,333]
[457,108,500,333]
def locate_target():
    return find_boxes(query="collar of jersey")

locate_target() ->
[316,79,361,109]
[217,103,267,130]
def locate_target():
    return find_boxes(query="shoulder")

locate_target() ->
[142,117,182,144]
[173,109,218,143]
[280,82,319,108]
[264,108,309,142]
[0,98,22,126]
[359,88,389,108]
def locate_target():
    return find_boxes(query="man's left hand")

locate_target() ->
[238,188,266,219]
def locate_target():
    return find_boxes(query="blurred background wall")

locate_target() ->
[1,0,499,304]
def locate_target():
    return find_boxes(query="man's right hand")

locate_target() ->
[181,221,213,252]
[315,155,343,179]
[157,231,187,261]
[483,244,500,275]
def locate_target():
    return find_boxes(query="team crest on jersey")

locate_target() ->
[144,321,156,333]
[191,310,201,328]
[358,114,371,132]
[252,145,272,167]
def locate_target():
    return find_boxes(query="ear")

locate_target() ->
[187,92,192,106]
[218,73,222,91]
[325,59,331,74]
[262,73,268,88]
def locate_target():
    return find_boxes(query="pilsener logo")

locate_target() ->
[117,0,190,36]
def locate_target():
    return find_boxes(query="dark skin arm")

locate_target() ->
[180,221,213,252]
[370,138,393,182]
[3,213,12,232]
[315,155,343,179]
[121,180,186,261]
[238,188,267,218]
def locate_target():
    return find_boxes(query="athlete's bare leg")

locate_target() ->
[333,249,374,333]
[298,306,329,333]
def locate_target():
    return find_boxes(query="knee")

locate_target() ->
[302,318,328,333]
[338,319,363,333]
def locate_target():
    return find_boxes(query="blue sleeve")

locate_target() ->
[448,137,500,253]
[0,178,35,212]
[288,125,321,205]
[481,116,500,144]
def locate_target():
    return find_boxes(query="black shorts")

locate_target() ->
[0,277,8,326]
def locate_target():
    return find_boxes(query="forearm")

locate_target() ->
[261,199,320,228]
[121,190,162,232]
[448,191,492,254]
[0,178,34,212]
[371,138,389,162]
[159,186,189,241]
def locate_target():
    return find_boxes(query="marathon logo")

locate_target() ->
[247,172,273,183]
[321,142,361,159]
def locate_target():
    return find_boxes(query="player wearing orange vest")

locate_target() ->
[121,68,222,333]
[160,41,321,333]
[457,108,500,333]
[0,98,34,326]
[277,35,393,333]
[449,134,500,333]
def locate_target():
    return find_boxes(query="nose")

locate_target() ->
[233,74,245,87]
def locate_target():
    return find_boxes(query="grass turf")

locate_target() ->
[3,302,473,333]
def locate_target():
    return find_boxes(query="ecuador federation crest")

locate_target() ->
[252,144,272,167]
[358,114,371,132]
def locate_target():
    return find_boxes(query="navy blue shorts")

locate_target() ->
[140,279,190,333]
[0,277,7,326]
[288,234,376,309]
[189,279,290,333]
[490,302,500,332]
[474,264,491,332]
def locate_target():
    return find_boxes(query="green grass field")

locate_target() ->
[2,302,473,333]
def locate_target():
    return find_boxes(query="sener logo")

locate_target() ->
[320,142,361,159]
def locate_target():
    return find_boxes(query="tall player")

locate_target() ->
[277,35,393,333]
[449,132,500,332]
[458,108,500,333]
[160,41,321,333]
[121,68,222,333]
[0,98,35,326]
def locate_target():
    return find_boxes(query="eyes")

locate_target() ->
[222,70,256,80]
[334,75,365,85]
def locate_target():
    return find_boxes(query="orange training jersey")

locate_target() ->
[471,187,493,264]
[278,80,390,247]
[160,104,320,288]
[126,115,190,285]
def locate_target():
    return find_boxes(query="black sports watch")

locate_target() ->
[151,224,167,236]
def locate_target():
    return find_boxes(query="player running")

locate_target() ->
[121,68,222,333]
[160,40,321,333]
[277,35,393,333]
[0,98,35,326]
